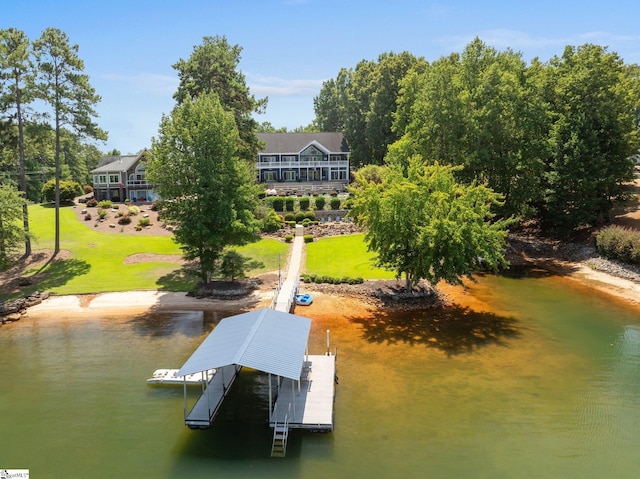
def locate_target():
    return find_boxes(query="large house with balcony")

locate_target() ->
[256,132,350,193]
[91,149,158,203]
[91,133,350,202]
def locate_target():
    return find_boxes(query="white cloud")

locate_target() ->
[439,29,640,61]
[98,72,178,95]
[247,73,324,97]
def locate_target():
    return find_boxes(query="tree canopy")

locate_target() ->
[0,182,26,270]
[172,35,266,163]
[148,92,261,282]
[350,156,510,291]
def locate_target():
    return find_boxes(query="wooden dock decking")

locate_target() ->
[270,354,336,431]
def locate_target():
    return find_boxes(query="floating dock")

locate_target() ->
[269,354,336,431]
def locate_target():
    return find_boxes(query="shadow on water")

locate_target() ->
[127,310,239,337]
[349,304,521,356]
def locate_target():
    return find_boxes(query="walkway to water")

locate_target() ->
[274,226,304,313]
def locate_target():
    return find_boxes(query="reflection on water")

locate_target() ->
[1,272,640,478]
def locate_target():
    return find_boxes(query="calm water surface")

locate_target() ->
[1,271,640,478]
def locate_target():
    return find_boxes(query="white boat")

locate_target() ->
[146,368,216,386]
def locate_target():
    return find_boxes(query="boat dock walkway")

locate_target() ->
[183,364,241,429]
[274,226,304,313]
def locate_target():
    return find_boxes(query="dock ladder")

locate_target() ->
[271,403,291,457]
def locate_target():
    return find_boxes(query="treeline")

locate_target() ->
[0,27,106,203]
[314,38,640,234]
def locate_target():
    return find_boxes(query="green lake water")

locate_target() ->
[1,271,640,478]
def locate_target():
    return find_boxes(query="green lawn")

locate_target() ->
[8,206,385,298]
[12,204,288,297]
[305,233,395,280]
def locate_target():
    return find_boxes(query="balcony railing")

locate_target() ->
[257,160,348,169]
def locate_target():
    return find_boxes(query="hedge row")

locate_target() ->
[300,274,364,285]
[595,225,640,264]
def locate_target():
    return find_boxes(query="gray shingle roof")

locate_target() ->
[91,154,140,173]
[257,132,349,155]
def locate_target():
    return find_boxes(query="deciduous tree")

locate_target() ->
[351,156,510,292]
[148,92,261,282]
[0,182,26,270]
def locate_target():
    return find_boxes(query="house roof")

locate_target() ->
[176,308,312,381]
[91,154,140,174]
[257,132,349,155]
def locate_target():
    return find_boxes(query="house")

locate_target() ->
[91,150,158,203]
[256,132,350,193]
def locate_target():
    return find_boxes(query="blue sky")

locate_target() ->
[4,0,640,155]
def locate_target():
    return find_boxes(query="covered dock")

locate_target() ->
[176,308,336,436]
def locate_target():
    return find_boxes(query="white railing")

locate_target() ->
[257,160,348,169]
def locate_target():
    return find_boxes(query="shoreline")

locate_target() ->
[21,258,640,320]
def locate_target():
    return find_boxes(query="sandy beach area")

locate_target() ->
[22,259,640,320]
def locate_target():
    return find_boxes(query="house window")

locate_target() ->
[109,174,120,183]
[331,168,348,180]
[283,171,296,181]
[263,171,277,181]
[98,174,107,184]
[282,155,297,162]
[261,155,277,163]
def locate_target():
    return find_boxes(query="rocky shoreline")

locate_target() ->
[1,291,50,323]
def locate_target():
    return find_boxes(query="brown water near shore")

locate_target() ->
[2,271,640,478]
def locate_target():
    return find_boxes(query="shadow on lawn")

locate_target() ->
[349,304,521,357]
[35,258,91,291]
[156,264,199,291]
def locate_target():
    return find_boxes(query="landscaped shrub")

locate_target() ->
[86,198,98,207]
[315,195,326,210]
[84,213,92,221]
[304,211,316,221]
[285,196,295,212]
[303,234,314,243]
[128,205,140,215]
[98,200,112,209]
[284,212,295,222]
[343,197,354,209]
[330,197,341,210]
[284,235,293,243]
[41,179,81,203]
[285,221,295,227]
[138,217,151,227]
[299,196,310,211]
[97,208,108,220]
[83,185,93,194]
[261,209,283,233]
[300,273,363,285]
[272,197,284,212]
[118,214,132,225]
[294,211,306,223]
[596,225,640,264]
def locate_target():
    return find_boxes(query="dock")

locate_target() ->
[270,354,336,431]
[171,224,335,456]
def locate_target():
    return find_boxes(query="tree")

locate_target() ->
[33,27,106,255]
[148,92,261,282]
[313,52,427,167]
[0,28,34,256]
[350,156,510,292]
[390,39,548,219]
[540,44,639,232]
[172,35,266,162]
[0,182,26,270]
